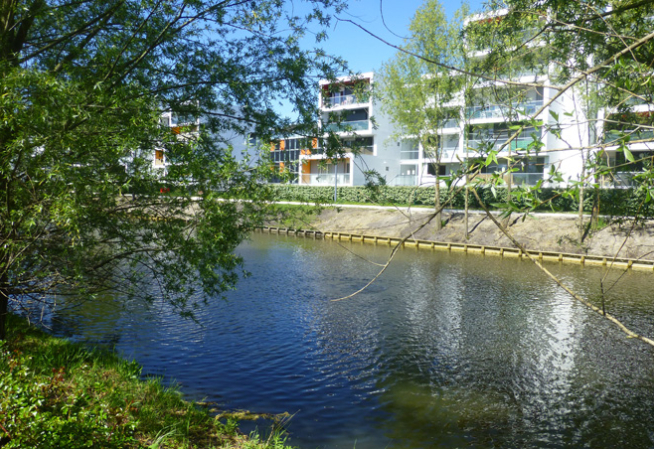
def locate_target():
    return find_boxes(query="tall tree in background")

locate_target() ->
[0,0,348,339]
[377,0,468,231]
[468,0,654,230]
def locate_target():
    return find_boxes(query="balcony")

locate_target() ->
[302,173,351,186]
[322,94,365,108]
[467,134,536,152]
[400,149,419,160]
[466,100,543,120]
[324,120,369,132]
[603,129,654,144]
[440,145,460,159]
[388,175,418,186]
[344,145,373,155]
[476,172,544,186]
[439,118,459,128]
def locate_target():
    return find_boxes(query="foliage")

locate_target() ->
[377,0,468,159]
[264,184,654,218]
[0,314,293,448]
[0,0,349,338]
[466,0,654,198]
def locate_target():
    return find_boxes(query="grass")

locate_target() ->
[0,314,295,449]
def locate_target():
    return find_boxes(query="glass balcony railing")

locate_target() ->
[322,94,366,108]
[603,129,654,143]
[303,173,351,186]
[351,145,373,155]
[388,175,418,186]
[466,100,543,120]
[467,135,536,152]
[439,118,459,128]
[400,150,419,160]
[439,146,460,158]
[477,172,544,186]
[324,120,369,132]
[511,173,544,185]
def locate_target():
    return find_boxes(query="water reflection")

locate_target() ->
[52,233,654,448]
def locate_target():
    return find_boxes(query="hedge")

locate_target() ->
[266,184,654,218]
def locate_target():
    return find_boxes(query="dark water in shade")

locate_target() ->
[51,233,654,449]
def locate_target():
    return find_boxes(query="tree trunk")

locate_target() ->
[0,287,7,341]
[578,160,586,242]
[464,184,469,239]
[435,161,442,231]
[502,147,512,228]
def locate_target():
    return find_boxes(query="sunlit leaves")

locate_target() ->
[0,0,349,335]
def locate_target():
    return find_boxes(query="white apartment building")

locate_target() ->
[389,9,653,189]
[297,72,403,187]
[266,10,652,190]
[153,110,201,174]
[392,10,589,188]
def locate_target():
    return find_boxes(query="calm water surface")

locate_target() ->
[53,233,654,448]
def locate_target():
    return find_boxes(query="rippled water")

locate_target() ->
[52,233,654,448]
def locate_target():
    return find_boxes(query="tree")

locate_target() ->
[377,0,468,231]
[341,0,654,346]
[0,0,348,339]
[452,0,654,345]
[465,0,654,227]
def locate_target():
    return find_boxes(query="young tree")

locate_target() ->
[377,0,468,230]
[343,0,654,347]
[0,0,348,339]
[471,0,654,226]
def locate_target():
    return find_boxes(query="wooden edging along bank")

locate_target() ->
[257,226,654,272]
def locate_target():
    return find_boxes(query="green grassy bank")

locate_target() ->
[0,314,293,449]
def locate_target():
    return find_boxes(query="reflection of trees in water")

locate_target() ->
[359,251,654,448]
[35,235,654,448]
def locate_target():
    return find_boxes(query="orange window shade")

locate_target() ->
[312,138,318,149]
[279,162,285,171]
[280,140,286,150]
[270,142,275,152]
[155,150,164,161]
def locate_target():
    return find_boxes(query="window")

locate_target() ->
[427,164,447,176]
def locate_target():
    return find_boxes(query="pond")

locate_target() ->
[52,233,654,448]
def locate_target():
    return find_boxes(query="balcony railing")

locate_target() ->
[400,150,419,160]
[600,172,646,188]
[603,129,654,144]
[349,145,373,155]
[439,118,459,128]
[511,173,545,185]
[306,146,372,156]
[467,135,536,152]
[440,145,460,158]
[466,100,543,120]
[322,94,366,108]
[302,173,351,186]
[477,172,544,186]
[324,120,369,132]
[388,175,418,186]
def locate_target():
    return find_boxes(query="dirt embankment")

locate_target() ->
[299,207,654,260]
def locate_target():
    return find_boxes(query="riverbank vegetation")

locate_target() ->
[0,0,353,340]
[0,314,293,449]
[266,185,654,219]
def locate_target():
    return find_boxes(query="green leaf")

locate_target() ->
[623,147,635,163]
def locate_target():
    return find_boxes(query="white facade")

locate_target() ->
[298,72,403,187]
[389,10,654,189]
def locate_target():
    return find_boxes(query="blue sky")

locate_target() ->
[279,0,486,117]
[320,0,485,73]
